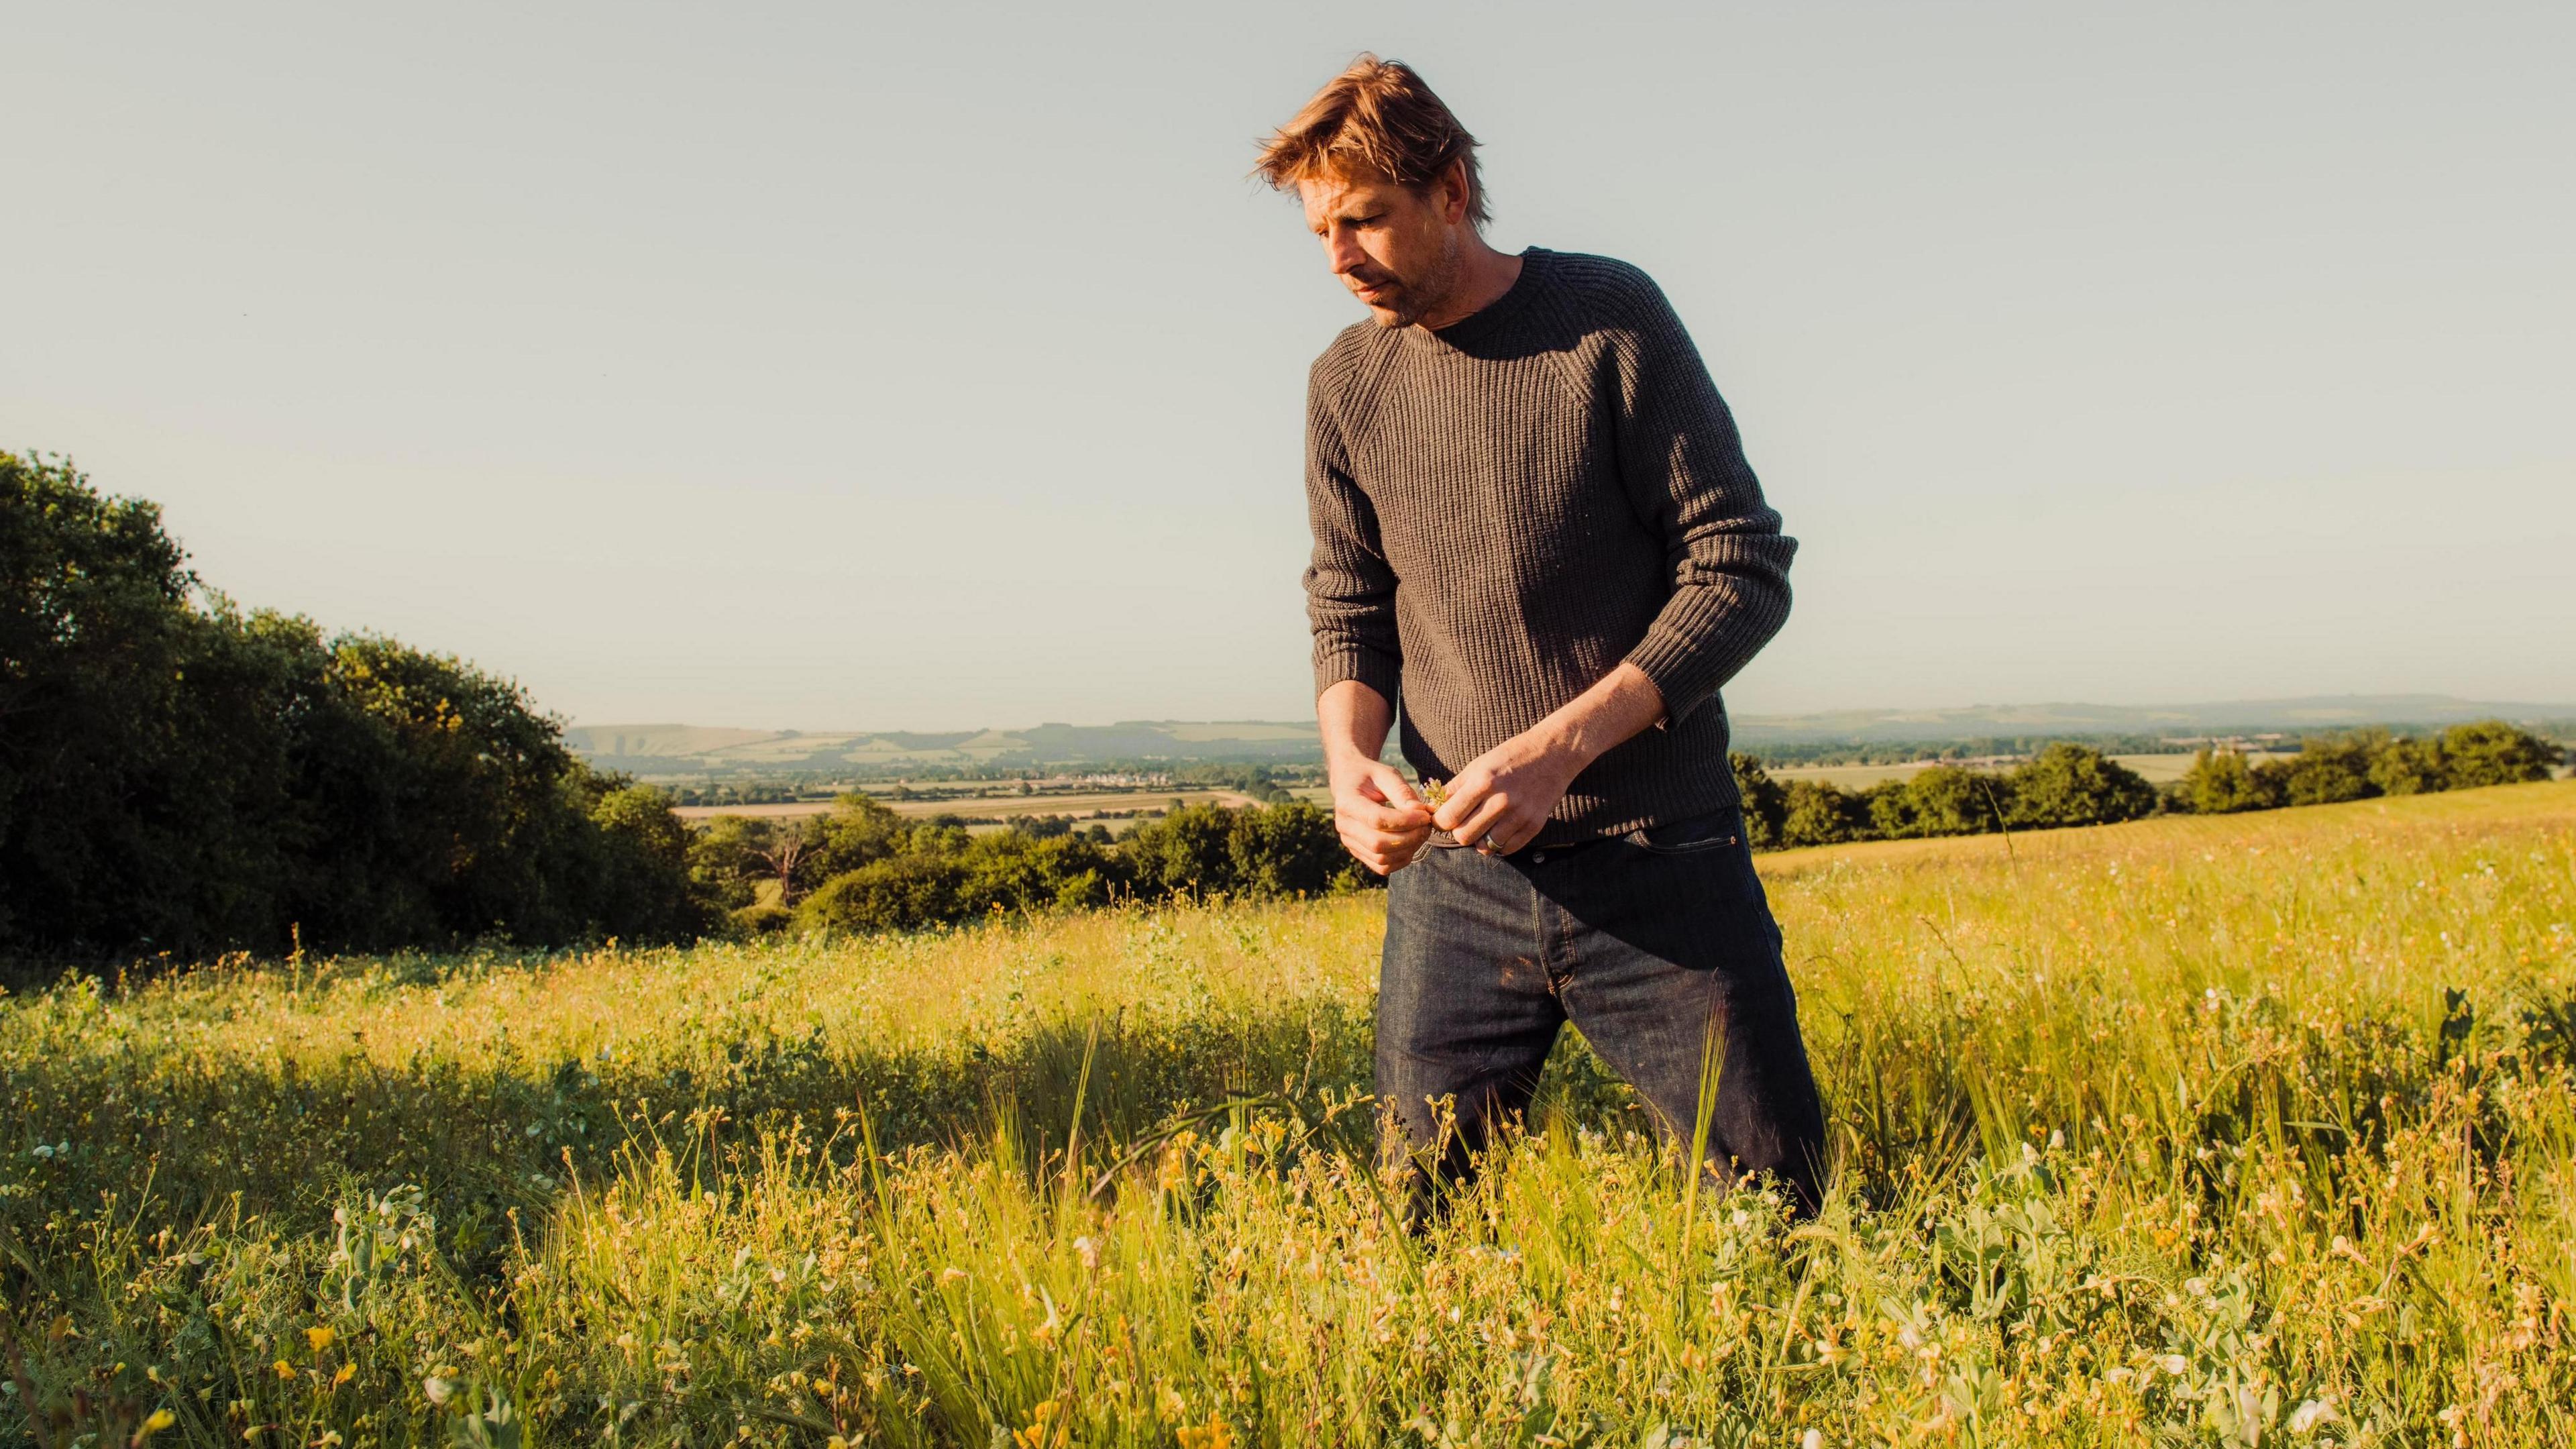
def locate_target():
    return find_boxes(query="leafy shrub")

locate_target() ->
[782,800,1364,936]
[2182,749,2279,814]
[1729,753,1787,849]
[1780,781,1862,847]
[2367,735,2448,796]
[2442,720,2561,788]
[0,453,707,967]
[2005,744,2157,828]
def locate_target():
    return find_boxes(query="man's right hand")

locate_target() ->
[1328,755,1432,875]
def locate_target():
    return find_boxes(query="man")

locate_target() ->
[1256,56,1828,1214]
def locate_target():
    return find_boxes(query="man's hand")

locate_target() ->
[1432,663,1668,856]
[1429,731,1581,857]
[1317,679,1432,874]
[1329,753,1433,875]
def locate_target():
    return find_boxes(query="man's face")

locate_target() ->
[1298,168,1465,329]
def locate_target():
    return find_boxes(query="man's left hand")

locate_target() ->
[1431,731,1585,857]
[1428,663,1670,857]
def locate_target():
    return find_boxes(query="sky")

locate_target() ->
[7,1,2572,730]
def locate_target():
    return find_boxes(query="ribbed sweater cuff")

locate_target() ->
[1314,646,1402,707]
[1625,594,1768,726]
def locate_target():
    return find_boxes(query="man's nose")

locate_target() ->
[1324,227,1368,276]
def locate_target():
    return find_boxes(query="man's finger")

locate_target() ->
[1450,795,1513,850]
[1345,797,1429,833]
[1430,771,1492,833]
[1370,765,1426,810]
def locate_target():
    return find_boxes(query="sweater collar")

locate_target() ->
[1412,246,1549,350]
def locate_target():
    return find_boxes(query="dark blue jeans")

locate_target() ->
[1376,806,1827,1214]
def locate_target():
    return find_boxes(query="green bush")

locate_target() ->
[1780,780,1862,847]
[2441,720,2561,788]
[1871,764,2009,839]
[2005,744,2157,828]
[1729,753,1788,849]
[2367,735,2447,796]
[2182,749,2279,814]
[786,800,1365,936]
[0,453,708,967]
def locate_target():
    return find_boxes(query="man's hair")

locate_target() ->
[1254,54,1488,227]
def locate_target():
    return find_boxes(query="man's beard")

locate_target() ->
[1361,233,1463,328]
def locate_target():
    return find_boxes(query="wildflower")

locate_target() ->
[423,1375,455,1405]
[1177,1417,1233,1449]
[2157,1354,2188,1376]
[1803,1433,1823,1449]
[2288,1399,2337,1433]
[1073,1236,1100,1271]
[142,1409,176,1435]
[273,1360,294,1381]
[307,1326,335,1353]
[333,1363,357,1385]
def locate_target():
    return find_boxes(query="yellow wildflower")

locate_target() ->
[307,1326,335,1354]
[1177,1417,1234,1449]
[273,1359,294,1381]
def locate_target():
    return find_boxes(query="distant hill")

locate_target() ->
[566,695,2573,778]
[561,719,1330,777]
[1725,694,2576,747]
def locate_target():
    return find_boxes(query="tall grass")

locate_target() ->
[5,783,2573,1445]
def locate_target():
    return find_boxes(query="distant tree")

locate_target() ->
[2271,737,2375,808]
[1729,753,1788,849]
[1124,802,1239,896]
[2005,745,2157,828]
[1780,781,1862,848]
[961,832,1128,914]
[806,794,910,879]
[585,784,705,941]
[796,853,971,933]
[1224,800,1355,896]
[2440,720,2560,789]
[1,452,710,964]
[686,816,769,913]
[2365,735,2448,796]
[2181,749,2277,815]
[1,453,292,956]
[1860,780,1920,840]
[1904,765,2009,837]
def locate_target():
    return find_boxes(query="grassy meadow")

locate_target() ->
[5,782,2574,1446]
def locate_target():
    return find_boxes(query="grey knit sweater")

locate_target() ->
[1303,247,1794,844]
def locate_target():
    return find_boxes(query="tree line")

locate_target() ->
[1729,724,2563,851]
[1,454,700,969]
[690,796,1368,936]
[8,453,2564,965]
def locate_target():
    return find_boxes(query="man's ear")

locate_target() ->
[1436,156,1473,225]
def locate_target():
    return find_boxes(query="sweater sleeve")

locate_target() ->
[1607,281,1796,725]
[1302,361,1403,704]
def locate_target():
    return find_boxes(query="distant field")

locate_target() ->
[673,787,1261,826]
[1772,750,2300,789]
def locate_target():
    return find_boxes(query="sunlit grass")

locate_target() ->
[5,782,2573,1445]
